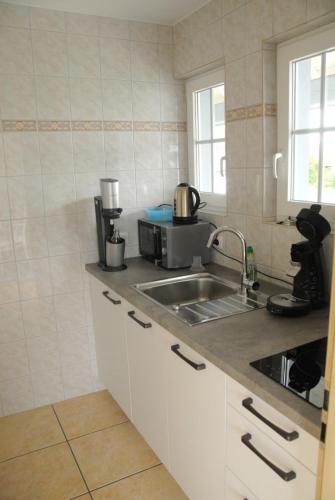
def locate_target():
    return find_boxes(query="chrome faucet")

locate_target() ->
[207,226,259,294]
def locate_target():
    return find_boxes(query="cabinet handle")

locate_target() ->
[171,344,206,371]
[102,291,121,305]
[128,310,152,329]
[241,433,296,482]
[242,398,299,441]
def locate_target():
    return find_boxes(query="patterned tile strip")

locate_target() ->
[38,121,71,131]
[0,120,188,132]
[226,103,277,122]
[134,121,161,131]
[104,121,133,131]
[2,120,37,132]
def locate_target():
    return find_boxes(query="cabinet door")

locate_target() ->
[89,276,131,417]
[166,340,226,500]
[126,307,169,465]
[225,468,258,500]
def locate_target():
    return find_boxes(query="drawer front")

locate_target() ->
[225,467,258,500]
[227,377,319,473]
[226,405,316,500]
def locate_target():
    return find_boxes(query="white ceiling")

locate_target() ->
[5,0,209,25]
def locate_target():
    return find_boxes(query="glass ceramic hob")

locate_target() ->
[250,337,327,409]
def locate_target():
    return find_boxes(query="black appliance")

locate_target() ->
[138,219,211,269]
[94,178,127,272]
[267,204,331,317]
[250,337,327,409]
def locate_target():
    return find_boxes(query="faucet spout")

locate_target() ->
[207,226,259,293]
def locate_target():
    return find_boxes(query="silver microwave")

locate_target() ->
[138,219,211,270]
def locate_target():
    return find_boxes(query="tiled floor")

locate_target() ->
[0,390,187,499]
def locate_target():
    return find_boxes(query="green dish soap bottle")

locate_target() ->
[247,245,257,282]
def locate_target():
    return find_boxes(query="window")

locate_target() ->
[187,69,226,213]
[277,24,335,220]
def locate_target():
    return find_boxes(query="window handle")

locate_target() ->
[220,156,226,177]
[272,152,283,179]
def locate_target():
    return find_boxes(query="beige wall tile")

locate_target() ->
[0,302,24,344]
[0,376,34,415]
[0,3,30,29]
[0,262,19,304]
[17,257,52,300]
[0,27,33,74]
[273,0,307,35]
[100,38,131,79]
[0,75,36,120]
[98,16,129,39]
[12,217,48,260]
[132,82,160,121]
[102,79,132,121]
[32,30,68,76]
[21,297,57,338]
[30,7,65,31]
[307,0,335,19]
[8,176,44,219]
[0,221,14,263]
[68,34,100,78]
[3,132,41,176]
[70,78,103,121]
[0,340,29,382]
[65,12,99,35]
[131,41,159,82]
[36,77,70,121]
[130,21,158,42]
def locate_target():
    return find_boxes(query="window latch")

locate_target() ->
[273,152,283,179]
[220,156,225,177]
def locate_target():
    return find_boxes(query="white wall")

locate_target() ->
[0,2,187,415]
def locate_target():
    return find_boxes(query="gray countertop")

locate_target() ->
[86,258,328,439]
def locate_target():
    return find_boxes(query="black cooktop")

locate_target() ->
[250,337,327,409]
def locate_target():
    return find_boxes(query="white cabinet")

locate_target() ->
[89,276,131,417]
[89,274,319,500]
[224,467,258,500]
[166,340,226,500]
[226,405,316,500]
[126,307,170,464]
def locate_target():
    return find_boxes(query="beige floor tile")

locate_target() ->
[0,442,88,500]
[91,465,187,500]
[0,405,65,462]
[70,422,160,490]
[54,390,128,439]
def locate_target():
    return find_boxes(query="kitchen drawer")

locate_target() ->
[227,377,319,473]
[225,467,258,500]
[226,404,316,500]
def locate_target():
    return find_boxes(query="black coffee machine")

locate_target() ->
[267,204,331,317]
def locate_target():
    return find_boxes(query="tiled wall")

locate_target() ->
[174,0,335,285]
[0,2,187,415]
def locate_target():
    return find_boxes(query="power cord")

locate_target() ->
[207,222,293,287]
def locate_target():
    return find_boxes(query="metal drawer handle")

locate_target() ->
[242,398,299,441]
[241,433,296,482]
[171,344,206,371]
[102,291,121,305]
[128,310,152,329]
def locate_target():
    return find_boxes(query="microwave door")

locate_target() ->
[139,222,162,263]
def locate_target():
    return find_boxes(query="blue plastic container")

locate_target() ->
[145,206,173,221]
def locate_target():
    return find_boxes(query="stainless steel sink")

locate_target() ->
[133,273,267,326]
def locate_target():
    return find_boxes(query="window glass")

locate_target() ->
[292,133,319,202]
[197,89,211,141]
[290,49,335,206]
[212,85,225,139]
[194,84,225,197]
[294,55,321,129]
[325,50,335,127]
[321,131,335,204]
[198,143,212,192]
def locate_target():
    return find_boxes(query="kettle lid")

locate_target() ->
[177,182,189,187]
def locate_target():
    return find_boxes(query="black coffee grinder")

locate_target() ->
[267,204,331,317]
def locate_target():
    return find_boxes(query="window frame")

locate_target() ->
[186,68,226,215]
[277,23,335,223]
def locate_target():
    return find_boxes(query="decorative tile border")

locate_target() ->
[2,120,37,132]
[38,121,71,131]
[134,121,161,131]
[104,121,132,131]
[72,121,103,131]
[226,103,277,122]
[0,120,187,132]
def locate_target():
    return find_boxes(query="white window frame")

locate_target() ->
[277,23,335,224]
[186,68,226,215]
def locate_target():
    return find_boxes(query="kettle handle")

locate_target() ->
[189,187,201,216]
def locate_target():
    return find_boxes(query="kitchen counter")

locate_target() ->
[86,258,328,439]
